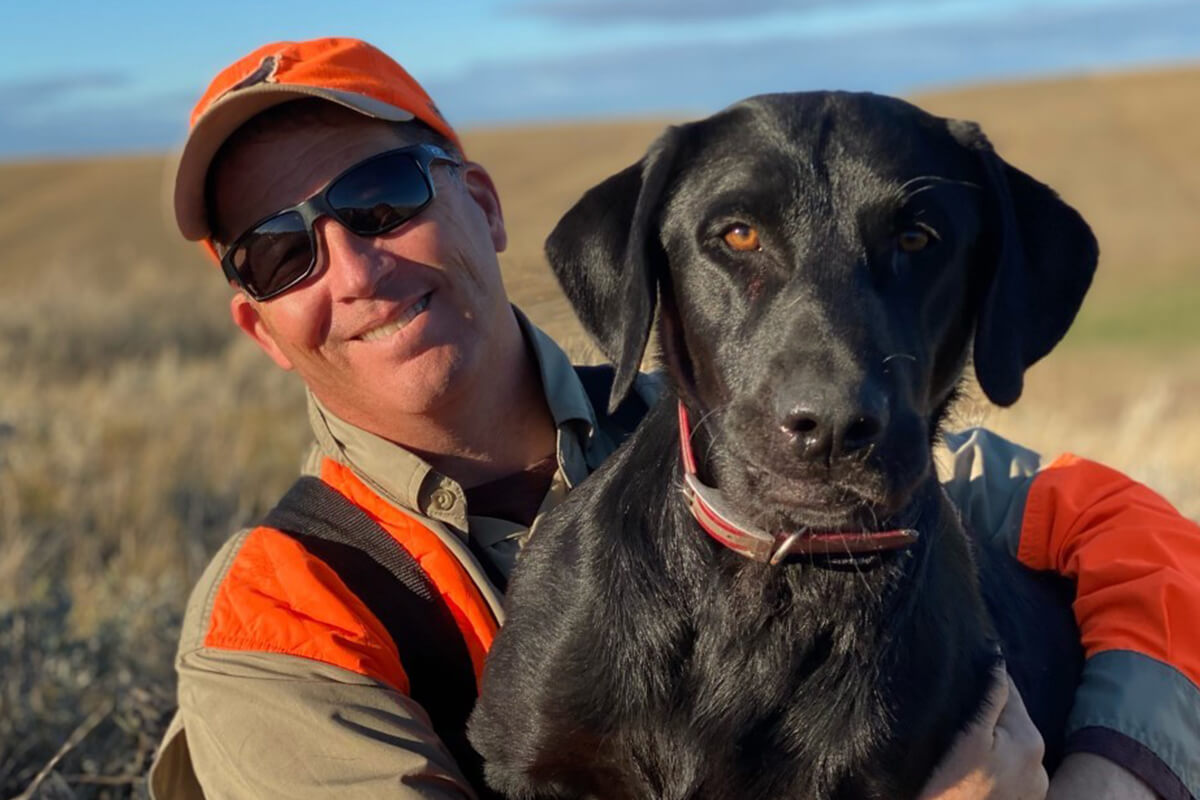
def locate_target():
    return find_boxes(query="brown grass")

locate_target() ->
[1,65,1197,796]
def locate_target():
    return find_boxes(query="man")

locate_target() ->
[150,37,1200,799]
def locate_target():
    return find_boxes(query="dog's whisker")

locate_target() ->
[843,499,881,604]
[898,174,983,191]
[900,184,940,203]
[896,175,932,193]
[702,430,725,466]
[682,404,729,471]
[690,405,725,444]
[882,353,917,366]
[781,290,813,312]
[895,175,983,206]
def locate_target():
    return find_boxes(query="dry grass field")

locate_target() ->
[1,65,1198,796]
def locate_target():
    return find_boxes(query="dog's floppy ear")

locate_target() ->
[545,127,681,413]
[948,120,1098,407]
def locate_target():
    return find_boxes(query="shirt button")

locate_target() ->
[432,489,456,511]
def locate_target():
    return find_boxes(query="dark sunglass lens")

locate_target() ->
[233,211,314,298]
[327,152,432,235]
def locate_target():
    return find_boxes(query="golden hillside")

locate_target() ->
[4,65,1199,342]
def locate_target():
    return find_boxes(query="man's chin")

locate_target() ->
[305,350,466,424]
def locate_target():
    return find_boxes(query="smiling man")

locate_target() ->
[148,37,1199,800]
[210,102,554,494]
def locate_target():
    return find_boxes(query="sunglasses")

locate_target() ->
[217,143,460,301]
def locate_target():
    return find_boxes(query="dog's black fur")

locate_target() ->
[469,92,1095,799]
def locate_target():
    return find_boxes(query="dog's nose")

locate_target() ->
[779,391,888,461]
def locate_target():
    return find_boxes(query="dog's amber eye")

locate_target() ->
[897,228,931,253]
[723,224,761,252]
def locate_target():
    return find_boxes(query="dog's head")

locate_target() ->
[549,92,1097,533]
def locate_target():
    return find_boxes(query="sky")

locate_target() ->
[1,0,1197,159]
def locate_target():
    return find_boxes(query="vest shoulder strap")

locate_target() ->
[573,363,649,445]
[262,476,497,797]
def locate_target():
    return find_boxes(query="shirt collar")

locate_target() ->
[512,306,598,440]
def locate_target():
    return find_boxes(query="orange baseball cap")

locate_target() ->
[174,37,463,243]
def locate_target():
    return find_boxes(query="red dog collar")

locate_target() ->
[677,401,919,564]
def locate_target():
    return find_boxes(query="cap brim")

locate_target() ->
[174,84,416,241]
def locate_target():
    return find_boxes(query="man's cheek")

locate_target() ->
[270,300,332,351]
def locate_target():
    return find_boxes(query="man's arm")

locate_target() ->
[943,428,1200,799]
[921,670,1162,800]
[160,647,477,799]
[1049,753,1158,799]
[149,526,481,799]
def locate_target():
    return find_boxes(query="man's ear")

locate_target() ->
[230,292,294,371]
[545,126,681,412]
[948,120,1098,407]
[461,161,507,253]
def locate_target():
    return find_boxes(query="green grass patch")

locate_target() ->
[1062,276,1200,350]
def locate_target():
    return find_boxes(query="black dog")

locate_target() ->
[470,92,1095,799]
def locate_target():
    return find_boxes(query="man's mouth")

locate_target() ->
[358,293,432,342]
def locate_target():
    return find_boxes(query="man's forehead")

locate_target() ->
[206,115,409,242]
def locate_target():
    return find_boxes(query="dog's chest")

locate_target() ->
[595,567,934,799]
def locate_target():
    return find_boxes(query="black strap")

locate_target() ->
[573,363,649,445]
[253,368,641,795]
[263,477,499,798]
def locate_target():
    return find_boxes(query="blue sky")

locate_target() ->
[1,0,1197,159]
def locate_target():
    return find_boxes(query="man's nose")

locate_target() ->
[317,217,391,298]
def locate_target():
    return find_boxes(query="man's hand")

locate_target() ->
[918,665,1048,800]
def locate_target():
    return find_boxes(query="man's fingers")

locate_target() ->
[994,675,1046,765]
[919,668,1048,800]
[995,675,1031,732]
[977,662,1011,729]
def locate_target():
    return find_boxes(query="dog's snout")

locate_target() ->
[778,389,889,461]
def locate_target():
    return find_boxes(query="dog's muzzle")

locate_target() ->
[678,402,919,564]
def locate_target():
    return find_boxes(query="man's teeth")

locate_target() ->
[360,294,430,342]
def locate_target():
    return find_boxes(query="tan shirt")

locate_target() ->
[302,311,628,607]
[150,312,643,799]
